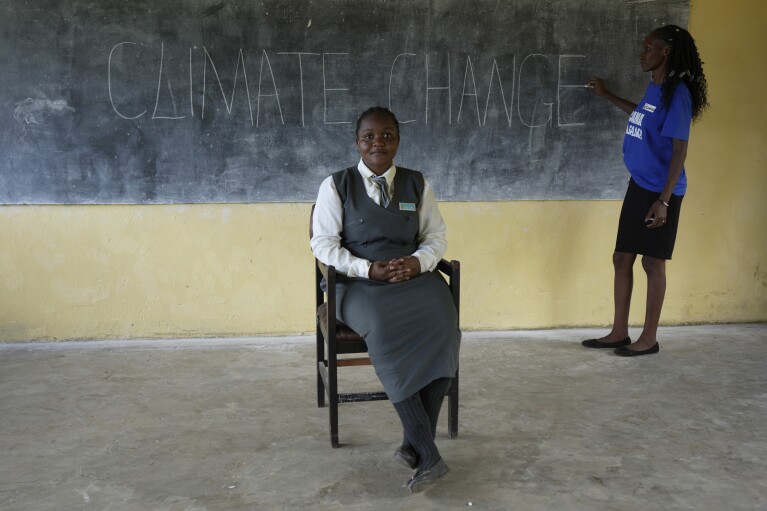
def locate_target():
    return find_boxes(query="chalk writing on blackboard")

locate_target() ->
[108,42,589,129]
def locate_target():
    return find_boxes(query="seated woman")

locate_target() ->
[311,106,460,492]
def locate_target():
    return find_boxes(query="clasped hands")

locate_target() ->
[369,256,421,283]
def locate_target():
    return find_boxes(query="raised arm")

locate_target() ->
[587,77,638,115]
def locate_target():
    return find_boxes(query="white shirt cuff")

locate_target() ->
[348,259,372,279]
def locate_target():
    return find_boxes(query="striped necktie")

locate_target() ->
[372,176,391,208]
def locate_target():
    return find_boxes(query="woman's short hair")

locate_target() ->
[355,107,400,138]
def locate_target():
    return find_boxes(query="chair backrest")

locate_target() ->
[309,204,315,239]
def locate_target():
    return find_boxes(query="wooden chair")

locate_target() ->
[311,205,460,447]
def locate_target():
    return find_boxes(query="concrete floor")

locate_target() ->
[1,324,765,511]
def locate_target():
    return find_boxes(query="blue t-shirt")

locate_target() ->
[622,81,692,195]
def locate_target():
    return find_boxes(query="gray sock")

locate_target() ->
[419,377,451,439]
[392,383,447,471]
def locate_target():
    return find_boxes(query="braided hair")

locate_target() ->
[652,25,709,121]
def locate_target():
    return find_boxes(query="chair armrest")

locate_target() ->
[317,259,332,283]
[315,258,339,355]
[436,258,456,278]
[316,260,337,302]
[436,259,460,327]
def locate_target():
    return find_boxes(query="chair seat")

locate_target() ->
[317,303,368,354]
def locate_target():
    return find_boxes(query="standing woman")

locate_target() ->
[311,107,460,491]
[583,25,709,356]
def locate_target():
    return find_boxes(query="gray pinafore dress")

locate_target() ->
[332,166,460,403]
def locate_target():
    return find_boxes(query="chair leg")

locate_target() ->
[330,419,339,448]
[329,385,339,448]
[316,329,326,408]
[448,369,459,439]
[329,354,340,448]
[317,371,326,408]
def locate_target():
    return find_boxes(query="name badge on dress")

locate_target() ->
[399,202,416,211]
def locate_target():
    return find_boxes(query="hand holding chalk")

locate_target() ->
[585,77,606,96]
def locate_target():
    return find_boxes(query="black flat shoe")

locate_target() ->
[407,458,450,493]
[614,343,659,357]
[393,446,417,470]
[582,337,631,348]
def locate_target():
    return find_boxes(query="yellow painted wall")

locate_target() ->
[1,1,765,341]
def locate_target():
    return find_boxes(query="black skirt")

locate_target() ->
[615,179,684,260]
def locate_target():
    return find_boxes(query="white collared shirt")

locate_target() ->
[311,159,448,278]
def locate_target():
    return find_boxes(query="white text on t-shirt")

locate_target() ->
[626,111,645,140]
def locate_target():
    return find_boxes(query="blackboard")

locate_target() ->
[0,0,689,204]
